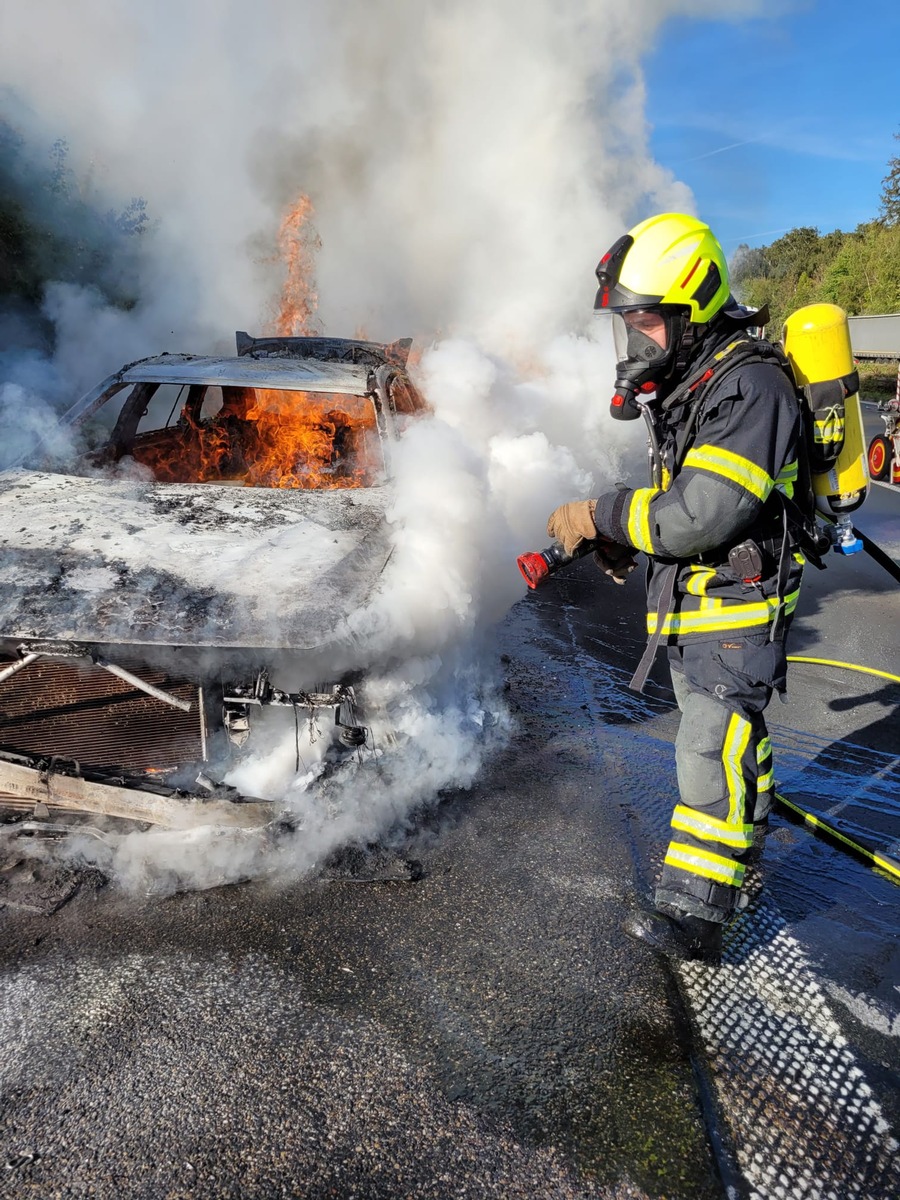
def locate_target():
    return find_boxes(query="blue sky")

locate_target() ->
[644,0,900,252]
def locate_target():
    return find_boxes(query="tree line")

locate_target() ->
[0,120,147,315]
[731,132,900,336]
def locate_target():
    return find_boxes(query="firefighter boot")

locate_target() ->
[623,906,723,964]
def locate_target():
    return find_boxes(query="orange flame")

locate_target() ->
[131,388,382,490]
[125,196,391,490]
[229,389,378,489]
[268,194,320,337]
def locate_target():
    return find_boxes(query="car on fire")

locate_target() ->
[0,333,426,830]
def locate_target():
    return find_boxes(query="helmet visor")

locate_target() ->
[610,309,672,367]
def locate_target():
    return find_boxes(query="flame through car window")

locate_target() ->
[123,386,384,489]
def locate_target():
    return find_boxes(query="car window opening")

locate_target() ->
[118,385,384,488]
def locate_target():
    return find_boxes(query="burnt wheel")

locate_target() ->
[867,435,891,481]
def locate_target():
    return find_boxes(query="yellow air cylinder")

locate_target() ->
[782,302,869,514]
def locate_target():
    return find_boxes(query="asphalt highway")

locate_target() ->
[0,478,898,1199]
[0,593,722,1200]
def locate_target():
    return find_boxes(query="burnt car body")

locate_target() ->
[0,334,426,828]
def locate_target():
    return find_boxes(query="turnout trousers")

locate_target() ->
[655,630,785,924]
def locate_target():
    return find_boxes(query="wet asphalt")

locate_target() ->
[0,479,898,1199]
[0,585,723,1200]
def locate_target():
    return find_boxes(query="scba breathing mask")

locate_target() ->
[607,308,686,420]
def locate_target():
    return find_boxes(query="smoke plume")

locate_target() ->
[0,0,769,890]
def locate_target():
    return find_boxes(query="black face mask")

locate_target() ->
[608,309,687,420]
[624,325,671,367]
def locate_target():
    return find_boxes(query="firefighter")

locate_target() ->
[547,212,805,963]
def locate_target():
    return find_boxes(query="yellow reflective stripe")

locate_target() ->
[647,586,801,635]
[626,488,659,554]
[757,735,773,791]
[671,805,754,848]
[661,465,671,490]
[683,444,774,502]
[775,461,798,483]
[723,712,752,826]
[775,460,798,498]
[713,340,745,362]
[664,842,745,886]
[685,566,717,597]
[813,408,844,444]
[698,594,724,612]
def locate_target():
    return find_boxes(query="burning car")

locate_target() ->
[0,333,426,830]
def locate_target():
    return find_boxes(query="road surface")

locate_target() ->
[0,480,898,1199]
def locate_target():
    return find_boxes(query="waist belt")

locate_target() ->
[630,530,796,693]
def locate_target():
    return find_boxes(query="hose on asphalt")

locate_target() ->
[853,524,900,587]
[779,654,900,884]
[786,655,900,687]
[773,792,900,884]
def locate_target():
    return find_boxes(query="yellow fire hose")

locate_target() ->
[773,792,900,883]
[786,655,900,687]
[777,655,900,883]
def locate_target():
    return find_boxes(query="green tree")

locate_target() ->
[879,132,900,226]
[0,119,149,308]
[820,232,867,311]
[766,227,822,280]
[730,243,770,287]
[864,223,900,311]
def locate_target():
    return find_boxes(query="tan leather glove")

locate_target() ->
[546,500,598,557]
[592,540,638,585]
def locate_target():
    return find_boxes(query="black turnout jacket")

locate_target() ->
[592,332,805,644]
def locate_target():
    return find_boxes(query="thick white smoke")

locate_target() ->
[0,0,760,360]
[0,0,773,890]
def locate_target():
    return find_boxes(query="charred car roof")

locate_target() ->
[61,334,424,430]
[120,354,372,393]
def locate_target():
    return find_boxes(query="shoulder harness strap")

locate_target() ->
[663,338,776,472]
[670,337,829,569]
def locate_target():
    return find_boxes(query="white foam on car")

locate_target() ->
[0,470,390,648]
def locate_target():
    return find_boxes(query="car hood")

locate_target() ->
[0,471,393,649]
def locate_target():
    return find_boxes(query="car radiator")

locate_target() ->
[0,657,206,773]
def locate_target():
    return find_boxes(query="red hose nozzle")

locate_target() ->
[517,540,597,589]
[517,550,554,589]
